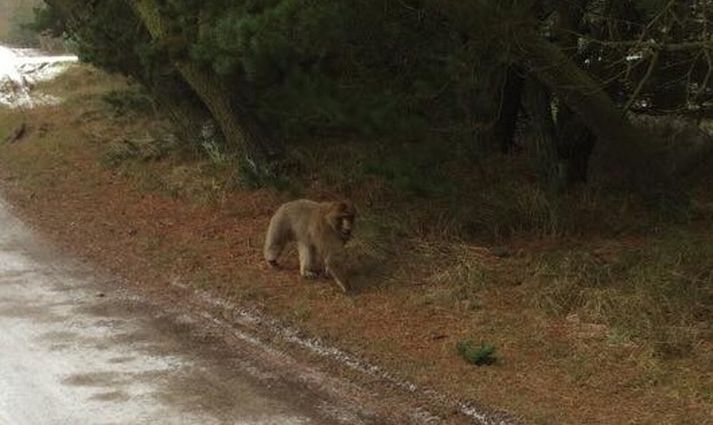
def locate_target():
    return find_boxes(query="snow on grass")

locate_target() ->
[0,45,78,108]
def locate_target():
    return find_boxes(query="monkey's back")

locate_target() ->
[266,199,327,244]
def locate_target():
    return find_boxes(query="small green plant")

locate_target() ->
[456,340,497,366]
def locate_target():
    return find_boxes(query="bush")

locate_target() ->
[102,89,154,115]
[456,340,497,366]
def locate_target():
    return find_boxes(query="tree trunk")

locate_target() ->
[552,0,596,184]
[494,66,524,153]
[151,78,213,148]
[514,31,678,196]
[522,77,562,189]
[556,106,595,184]
[127,0,284,172]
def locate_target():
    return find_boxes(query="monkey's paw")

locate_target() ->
[301,270,320,279]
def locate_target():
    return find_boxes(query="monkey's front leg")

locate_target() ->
[324,255,349,293]
[297,243,319,279]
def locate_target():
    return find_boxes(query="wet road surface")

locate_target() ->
[0,197,332,425]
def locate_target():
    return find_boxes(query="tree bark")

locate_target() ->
[514,31,678,195]
[552,0,596,184]
[151,78,213,147]
[556,106,595,184]
[494,66,524,153]
[127,0,284,172]
[522,77,562,189]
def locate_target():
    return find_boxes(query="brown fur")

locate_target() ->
[264,199,356,292]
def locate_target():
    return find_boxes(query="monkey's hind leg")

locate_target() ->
[264,225,285,269]
[264,244,284,269]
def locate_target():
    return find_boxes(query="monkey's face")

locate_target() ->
[329,201,356,242]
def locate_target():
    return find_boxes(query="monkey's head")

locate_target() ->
[327,201,356,242]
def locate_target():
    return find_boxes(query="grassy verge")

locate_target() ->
[1,64,712,424]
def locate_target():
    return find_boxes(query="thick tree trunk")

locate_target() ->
[151,78,213,147]
[556,106,595,184]
[494,67,524,153]
[473,65,523,154]
[522,77,562,189]
[514,31,678,196]
[127,0,284,172]
[552,0,596,184]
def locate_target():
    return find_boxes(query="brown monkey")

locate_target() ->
[264,199,356,292]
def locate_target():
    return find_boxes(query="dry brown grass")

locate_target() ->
[1,64,713,424]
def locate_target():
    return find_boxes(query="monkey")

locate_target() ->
[264,199,356,293]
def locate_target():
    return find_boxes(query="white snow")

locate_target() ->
[0,45,77,108]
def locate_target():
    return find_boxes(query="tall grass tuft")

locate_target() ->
[531,230,713,358]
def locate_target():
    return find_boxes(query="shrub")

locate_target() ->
[456,340,497,366]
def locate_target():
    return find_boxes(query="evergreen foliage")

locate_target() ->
[456,340,497,366]
[30,0,713,194]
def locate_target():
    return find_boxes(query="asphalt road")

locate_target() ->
[0,197,332,425]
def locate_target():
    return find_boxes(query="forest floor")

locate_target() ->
[0,64,712,424]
